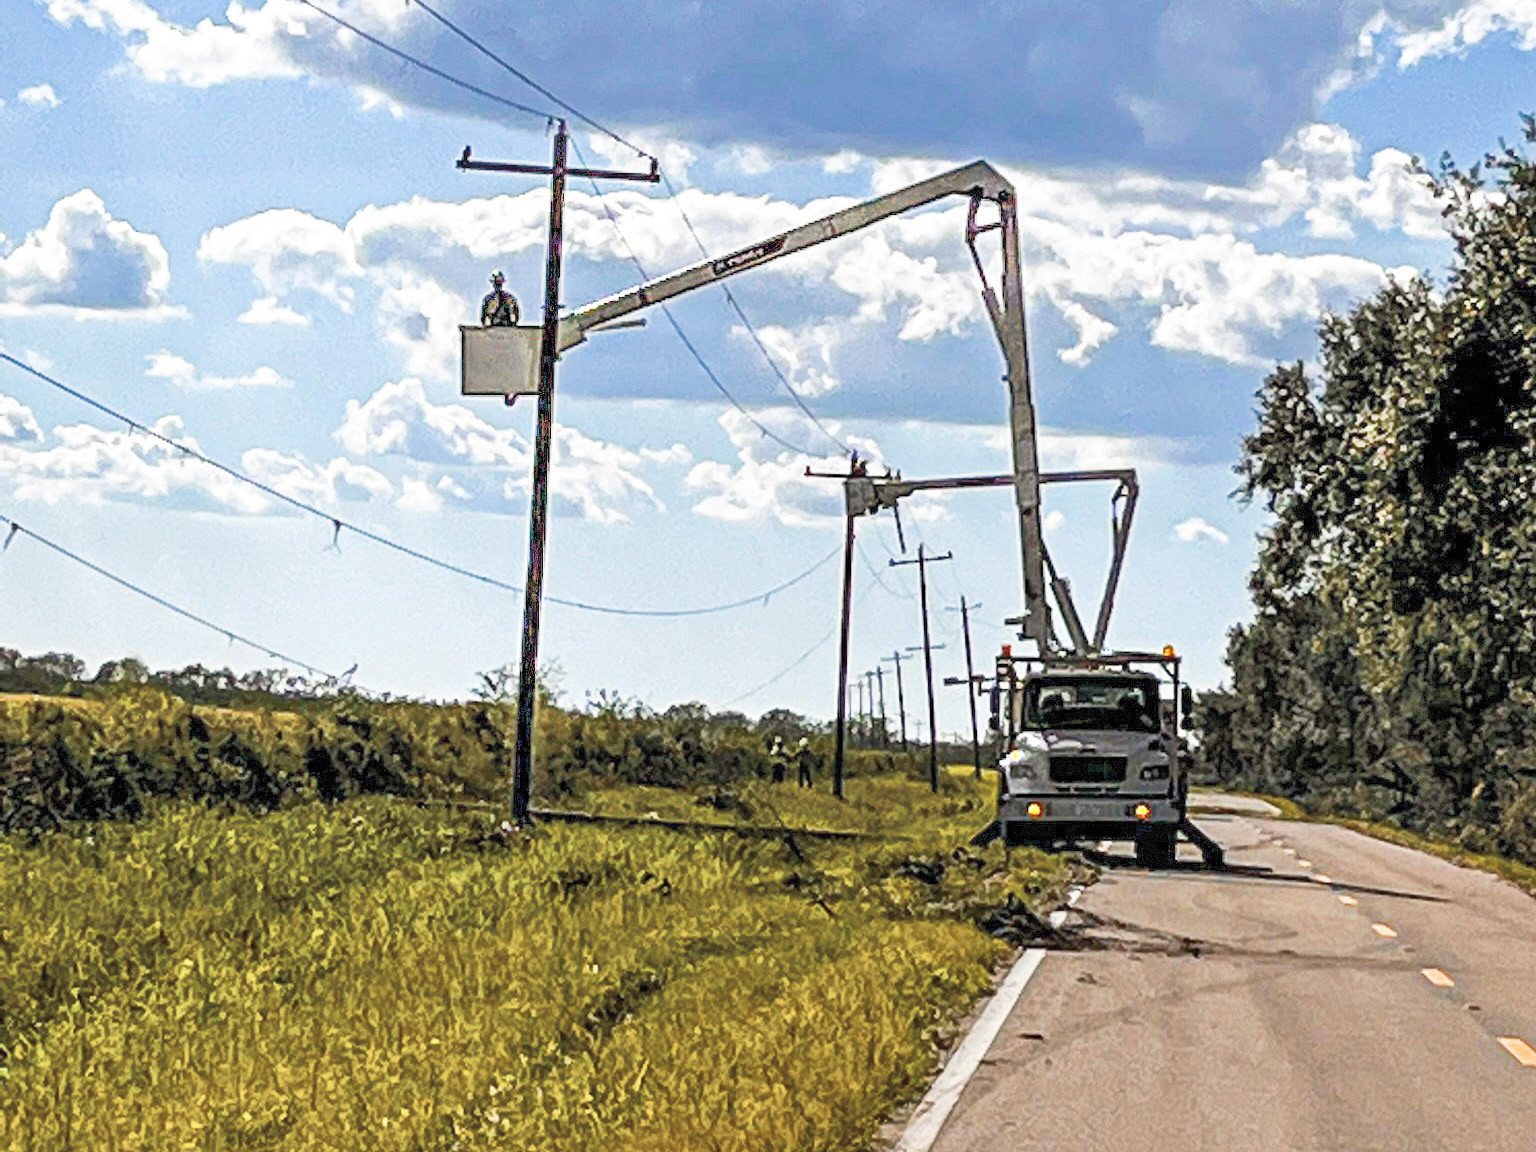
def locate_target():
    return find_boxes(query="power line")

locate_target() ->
[405,0,652,161]
[294,0,554,123]
[0,352,841,619]
[657,169,853,457]
[393,0,849,459]
[567,139,826,457]
[0,513,341,681]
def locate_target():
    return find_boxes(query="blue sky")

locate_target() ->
[1,0,1533,736]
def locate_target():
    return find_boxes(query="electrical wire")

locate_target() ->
[0,352,842,619]
[405,0,652,161]
[567,139,826,456]
[294,0,554,123]
[657,169,853,458]
[0,513,340,681]
[382,0,849,459]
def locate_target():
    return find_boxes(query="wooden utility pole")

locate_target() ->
[882,651,909,750]
[456,123,658,825]
[875,666,888,748]
[944,597,985,778]
[806,457,870,800]
[891,545,953,791]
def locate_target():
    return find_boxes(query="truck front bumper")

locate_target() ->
[998,794,1182,840]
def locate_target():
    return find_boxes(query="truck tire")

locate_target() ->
[1134,824,1176,869]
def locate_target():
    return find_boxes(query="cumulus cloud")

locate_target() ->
[145,351,292,390]
[237,295,309,326]
[1396,0,1536,66]
[685,409,883,527]
[43,0,1486,179]
[0,409,386,514]
[0,394,44,444]
[335,378,680,521]
[1173,516,1230,544]
[0,190,175,317]
[18,84,60,108]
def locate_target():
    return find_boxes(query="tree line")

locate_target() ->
[1198,117,1536,865]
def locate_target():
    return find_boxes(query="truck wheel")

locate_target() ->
[1134,825,1176,869]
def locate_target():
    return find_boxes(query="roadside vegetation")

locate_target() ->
[1196,116,1536,870]
[0,660,1061,1151]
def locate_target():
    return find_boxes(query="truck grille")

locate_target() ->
[1048,756,1128,783]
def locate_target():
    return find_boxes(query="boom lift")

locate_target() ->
[475,159,1219,867]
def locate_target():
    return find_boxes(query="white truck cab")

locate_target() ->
[988,650,1207,868]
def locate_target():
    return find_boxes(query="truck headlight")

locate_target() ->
[1000,749,1043,781]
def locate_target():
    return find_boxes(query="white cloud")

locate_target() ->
[1053,299,1118,365]
[685,409,880,527]
[198,208,360,310]
[1173,516,1230,545]
[0,394,43,444]
[734,321,842,396]
[145,350,292,390]
[1396,0,1536,67]
[43,0,308,87]
[18,84,60,108]
[335,377,670,521]
[822,150,864,175]
[240,447,392,505]
[237,295,309,326]
[0,190,174,317]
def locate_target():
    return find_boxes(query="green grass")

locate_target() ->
[0,772,1064,1152]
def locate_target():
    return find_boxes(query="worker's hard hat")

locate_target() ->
[798,737,809,748]
[490,270,505,285]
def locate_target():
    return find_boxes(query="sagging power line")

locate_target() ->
[0,352,841,619]
[295,0,554,123]
[568,138,830,457]
[0,513,341,682]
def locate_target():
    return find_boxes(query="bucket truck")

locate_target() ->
[464,159,1220,867]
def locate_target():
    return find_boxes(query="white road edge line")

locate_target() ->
[894,885,1084,1152]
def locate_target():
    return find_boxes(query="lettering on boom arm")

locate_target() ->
[711,236,788,276]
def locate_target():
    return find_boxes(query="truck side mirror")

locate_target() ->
[988,683,1001,731]
[1180,684,1194,721]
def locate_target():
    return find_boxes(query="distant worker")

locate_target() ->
[796,737,815,789]
[769,736,788,784]
[481,270,520,327]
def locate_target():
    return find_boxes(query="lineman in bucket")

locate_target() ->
[481,270,520,327]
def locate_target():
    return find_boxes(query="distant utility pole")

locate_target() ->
[882,651,910,751]
[875,665,888,749]
[943,597,985,778]
[855,675,867,747]
[892,545,953,791]
[456,122,658,826]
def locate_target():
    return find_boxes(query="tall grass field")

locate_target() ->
[0,690,1067,1151]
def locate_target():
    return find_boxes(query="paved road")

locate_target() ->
[926,812,1536,1152]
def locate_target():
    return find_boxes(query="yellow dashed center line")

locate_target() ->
[1498,1037,1536,1067]
[1312,873,1331,884]
[1371,923,1398,938]
[1338,894,1358,906]
[1298,859,1313,868]
[1421,968,1455,988]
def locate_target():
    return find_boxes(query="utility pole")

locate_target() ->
[456,124,658,825]
[892,544,953,791]
[881,651,909,751]
[875,665,888,749]
[805,456,872,800]
[855,675,866,748]
[943,597,985,778]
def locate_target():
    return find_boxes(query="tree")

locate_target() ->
[1213,116,1536,861]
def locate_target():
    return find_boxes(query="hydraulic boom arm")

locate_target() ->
[559,161,1053,654]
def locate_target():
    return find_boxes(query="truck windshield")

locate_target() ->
[1021,677,1160,732]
